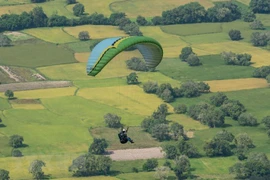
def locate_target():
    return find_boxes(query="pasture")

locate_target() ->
[63,40,97,53]
[0,0,29,6]
[23,28,78,44]
[0,40,77,68]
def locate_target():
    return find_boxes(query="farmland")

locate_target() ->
[0,0,270,179]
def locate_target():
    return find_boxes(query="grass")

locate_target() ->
[90,127,160,150]
[160,23,222,36]
[110,0,214,18]
[0,0,29,6]
[63,40,98,53]
[181,32,230,44]
[3,32,33,42]
[63,25,127,39]
[23,27,78,44]
[0,3,35,15]
[74,52,90,62]
[257,14,270,26]
[0,69,15,84]
[77,85,174,117]
[157,55,255,81]
[10,104,45,110]
[0,40,77,68]
[205,78,269,92]
[0,97,11,110]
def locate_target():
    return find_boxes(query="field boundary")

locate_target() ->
[0,81,73,92]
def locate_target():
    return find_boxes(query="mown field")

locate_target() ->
[0,0,270,179]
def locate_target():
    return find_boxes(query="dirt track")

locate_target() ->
[106,147,165,161]
[0,81,73,92]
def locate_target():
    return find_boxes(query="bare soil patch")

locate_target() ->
[106,147,165,161]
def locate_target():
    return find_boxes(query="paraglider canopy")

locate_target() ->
[86,36,163,76]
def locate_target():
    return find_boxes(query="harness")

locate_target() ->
[118,132,128,144]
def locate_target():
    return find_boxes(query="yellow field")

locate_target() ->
[110,0,214,18]
[2,87,77,99]
[205,78,269,92]
[167,114,208,130]
[193,41,270,67]
[23,28,78,44]
[74,52,90,62]
[0,3,34,15]
[11,104,45,110]
[77,85,174,116]
[64,25,127,39]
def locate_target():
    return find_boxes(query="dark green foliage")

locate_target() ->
[163,161,172,169]
[221,51,252,66]
[126,72,139,84]
[242,10,256,22]
[174,155,191,179]
[238,113,258,126]
[126,57,149,71]
[228,29,242,41]
[180,81,200,98]
[250,32,270,46]
[210,92,228,107]
[32,7,48,27]
[47,15,68,27]
[220,99,246,120]
[235,133,254,149]
[116,17,131,30]
[122,22,143,36]
[69,153,112,176]
[196,81,210,93]
[88,138,108,155]
[229,152,270,179]
[132,167,139,173]
[266,74,270,83]
[104,113,121,128]
[179,47,194,61]
[109,12,126,25]
[142,81,158,94]
[9,135,24,148]
[151,16,163,25]
[204,138,232,157]
[187,102,211,120]
[214,129,235,142]
[73,3,85,16]
[249,0,270,13]
[174,104,187,114]
[186,54,201,66]
[199,107,225,128]
[29,160,46,180]
[253,66,270,78]
[249,20,265,30]
[142,159,158,171]
[31,0,46,2]
[136,15,148,26]
[12,149,23,157]
[164,145,178,159]
[0,169,10,180]
[156,83,175,102]
[0,34,11,47]
[66,0,76,4]
[151,123,170,141]
[78,31,90,41]
[170,122,184,140]
[262,116,270,129]
[178,140,200,158]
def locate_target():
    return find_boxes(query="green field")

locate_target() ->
[0,0,29,6]
[0,40,77,68]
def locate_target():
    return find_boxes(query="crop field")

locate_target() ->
[3,32,33,42]
[10,103,45,110]
[23,28,78,44]
[0,0,29,6]
[0,3,34,15]
[77,85,174,117]
[110,0,214,18]
[0,97,10,110]
[74,52,90,62]
[63,40,96,53]
[205,78,269,92]
[63,25,127,39]
[157,55,255,81]
[0,41,77,68]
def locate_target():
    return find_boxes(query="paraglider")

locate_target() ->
[118,127,134,144]
[86,36,163,76]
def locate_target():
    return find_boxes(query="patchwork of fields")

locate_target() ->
[0,0,269,179]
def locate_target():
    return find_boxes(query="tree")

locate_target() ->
[199,108,225,128]
[143,81,158,94]
[154,166,170,180]
[0,34,11,47]
[196,81,210,93]
[151,16,163,25]
[160,88,174,102]
[262,116,270,129]
[242,10,256,22]
[251,32,269,46]
[116,17,131,30]
[235,133,254,149]
[122,22,143,36]
[204,138,232,157]
[126,57,149,71]
[180,81,200,98]
[179,47,194,61]
[178,140,200,158]
[12,149,23,157]
[170,122,184,140]
[186,54,201,66]
[9,135,24,148]
[143,159,158,171]
[31,7,48,27]
[0,169,10,180]
[221,51,252,66]
[89,138,108,154]
[104,113,122,128]
[66,0,76,4]
[266,74,270,83]
[250,20,265,30]
[109,12,126,25]
[163,145,178,159]
[151,124,170,141]
[136,15,148,26]
[253,66,270,78]
[238,113,258,126]
[228,29,242,41]
[174,104,187,114]
[126,72,139,84]
[210,92,228,107]
[174,155,191,179]
[29,160,46,180]
[220,99,246,120]
[249,0,270,13]
[31,0,46,2]
[78,31,90,41]
[188,102,211,120]
[73,3,85,16]
[214,129,234,142]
